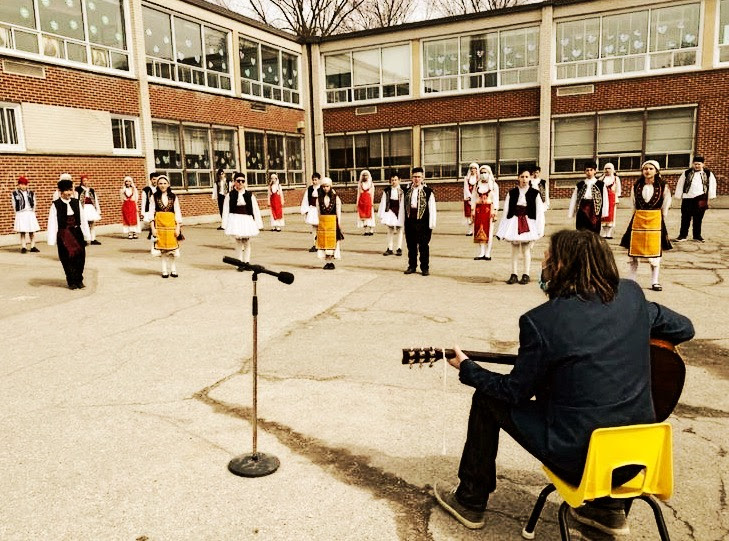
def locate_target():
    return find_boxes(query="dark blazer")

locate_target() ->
[459,279,694,484]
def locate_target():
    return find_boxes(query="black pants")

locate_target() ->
[678,197,707,239]
[217,193,225,217]
[57,228,86,287]
[405,220,431,271]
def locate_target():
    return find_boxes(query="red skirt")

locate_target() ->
[463,200,472,217]
[473,204,492,243]
[269,192,283,220]
[357,191,372,219]
[122,199,138,226]
[606,190,616,223]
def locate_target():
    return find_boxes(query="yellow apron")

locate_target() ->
[317,215,337,250]
[155,211,178,252]
[629,209,662,258]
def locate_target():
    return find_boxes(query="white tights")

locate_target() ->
[511,242,533,275]
[628,259,660,285]
[386,227,403,250]
[235,238,251,263]
[161,253,177,275]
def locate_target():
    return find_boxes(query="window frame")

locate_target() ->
[239,37,302,107]
[716,0,729,64]
[243,129,305,187]
[0,102,25,152]
[111,114,140,155]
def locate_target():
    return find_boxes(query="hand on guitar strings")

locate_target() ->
[447,345,469,370]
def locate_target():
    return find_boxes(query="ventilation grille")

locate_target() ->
[3,60,46,79]
[556,84,595,96]
[250,102,267,112]
[355,105,377,115]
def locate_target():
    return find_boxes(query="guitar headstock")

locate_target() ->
[402,347,445,367]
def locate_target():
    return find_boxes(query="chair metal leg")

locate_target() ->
[557,501,572,540]
[521,484,556,539]
[623,497,634,518]
[637,495,671,541]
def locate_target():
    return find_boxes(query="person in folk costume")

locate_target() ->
[120,176,140,239]
[600,163,622,239]
[267,173,285,232]
[11,176,40,253]
[52,172,72,201]
[378,173,404,256]
[47,178,90,289]
[315,177,343,270]
[300,172,321,252]
[401,167,437,276]
[150,175,183,278]
[620,160,672,292]
[75,174,102,245]
[471,165,499,261]
[141,172,159,241]
[356,169,376,236]
[222,172,263,264]
[496,168,545,284]
[530,165,550,210]
[212,168,232,230]
[567,160,609,234]
[463,163,479,236]
[673,155,717,242]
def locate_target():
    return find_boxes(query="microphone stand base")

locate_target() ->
[228,453,280,477]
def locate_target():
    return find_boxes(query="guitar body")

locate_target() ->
[402,338,685,421]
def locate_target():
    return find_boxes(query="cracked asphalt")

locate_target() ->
[1,202,727,540]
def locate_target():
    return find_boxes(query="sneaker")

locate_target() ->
[396,248,402,256]
[383,249,393,256]
[77,282,85,289]
[569,504,630,536]
[674,236,687,242]
[171,272,179,278]
[21,247,27,254]
[693,236,705,243]
[90,240,101,245]
[404,268,416,275]
[506,273,519,284]
[651,283,663,291]
[161,273,169,279]
[421,270,430,276]
[309,246,317,253]
[216,226,224,230]
[433,482,485,530]
[484,256,491,261]
[30,247,40,253]
[519,274,530,285]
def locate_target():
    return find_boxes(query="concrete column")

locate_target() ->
[305,42,325,178]
[412,125,421,168]
[538,5,554,175]
[230,30,242,96]
[411,39,421,100]
[127,0,155,174]
[702,0,719,69]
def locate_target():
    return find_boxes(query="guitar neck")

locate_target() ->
[447,349,517,365]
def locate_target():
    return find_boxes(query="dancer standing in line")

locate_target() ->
[268,173,285,232]
[315,177,343,270]
[463,163,479,236]
[150,175,182,278]
[402,167,437,276]
[471,165,499,261]
[120,176,140,239]
[620,160,672,291]
[379,173,404,256]
[356,169,376,236]
[223,172,263,264]
[212,168,232,230]
[141,172,159,241]
[530,165,550,210]
[673,155,717,242]
[75,174,102,245]
[47,177,90,289]
[600,163,621,239]
[301,172,321,252]
[11,176,40,253]
[567,160,608,234]
[496,168,545,284]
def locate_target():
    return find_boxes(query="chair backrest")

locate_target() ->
[546,422,673,508]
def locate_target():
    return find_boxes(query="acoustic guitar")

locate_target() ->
[402,338,685,422]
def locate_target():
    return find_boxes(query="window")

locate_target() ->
[0,0,129,71]
[324,44,410,104]
[244,131,303,186]
[111,116,138,153]
[183,126,211,188]
[551,107,695,173]
[326,130,413,183]
[422,126,458,179]
[498,120,538,176]
[556,3,700,80]
[423,26,538,94]
[0,103,23,151]
[153,122,183,187]
[239,38,300,105]
[212,128,237,172]
[720,0,729,62]
[460,123,497,175]
[143,5,231,91]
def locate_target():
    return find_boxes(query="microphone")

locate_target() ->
[223,257,295,285]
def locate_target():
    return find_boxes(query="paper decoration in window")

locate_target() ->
[20,7,31,18]
[66,0,74,7]
[604,44,614,54]
[163,36,169,44]
[185,38,192,48]
[69,20,78,30]
[90,25,97,35]
[657,25,667,34]
[145,28,152,36]
[684,34,696,44]
[41,0,50,6]
[560,38,569,46]
[634,40,644,50]
[101,15,109,25]
[49,20,59,31]
[88,1,96,10]
[153,45,159,53]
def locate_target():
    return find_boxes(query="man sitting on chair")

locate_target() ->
[435,229,694,535]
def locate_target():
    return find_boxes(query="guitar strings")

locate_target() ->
[442,345,447,456]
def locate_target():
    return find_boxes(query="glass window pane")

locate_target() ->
[1,0,36,28]
[38,0,84,40]
[553,116,594,157]
[239,38,260,81]
[325,53,351,89]
[204,27,228,73]
[424,38,458,78]
[183,126,210,170]
[721,0,729,48]
[500,120,538,160]
[111,118,123,148]
[174,18,202,67]
[501,27,539,69]
[143,6,172,60]
[385,130,412,166]
[460,123,497,163]
[245,131,265,170]
[598,112,643,154]
[152,123,181,169]
[381,44,409,83]
[556,18,600,63]
[327,135,350,169]
[123,119,135,149]
[266,133,284,170]
[286,136,302,171]
[282,52,298,89]
[460,33,497,74]
[646,108,694,153]
[422,126,457,165]
[601,10,648,58]
[353,48,380,86]
[261,45,280,85]
[85,0,125,49]
[213,129,236,169]
[650,4,700,52]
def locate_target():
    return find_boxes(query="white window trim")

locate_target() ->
[0,102,25,152]
[111,115,141,156]
[239,37,304,109]
[714,0,729,66]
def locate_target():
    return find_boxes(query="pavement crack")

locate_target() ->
[661,500,697,540]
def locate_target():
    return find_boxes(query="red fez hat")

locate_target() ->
[80,174,89,180]
[17,176,29,185]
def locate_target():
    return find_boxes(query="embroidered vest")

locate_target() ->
[404,186,432,221]
[383,186,402,214]
[506,187,539,219]
[575,180,604,214]
[318,191,338,215]
[153,191,176,212]
[633,179,666,210]
[12,190,34,211]
[682,168,711,195]
[54,198,81,228]
[229,190,254,215]
[307,185,319,206]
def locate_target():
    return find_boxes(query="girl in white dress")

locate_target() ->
[11,176,41,253]
[600,163,622,239]
[75,174,102,245]
[463,162,479,235]
[222,172,263,264]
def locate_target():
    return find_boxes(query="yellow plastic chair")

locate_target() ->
[521,422,674,540]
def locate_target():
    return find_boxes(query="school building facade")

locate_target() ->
[1,0,728,235]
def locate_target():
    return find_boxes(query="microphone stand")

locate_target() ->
[226,263,280,478]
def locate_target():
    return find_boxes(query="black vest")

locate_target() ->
[307,185,319,206]
[228,190,254,215]
[506,187,539,219]
[404,185,433,221]
[143,186,154,212]
[12,189,34,211]
[153,190,176,212]
[76,186,96,203]
[633,179,667,210]
[682,168,712,194]
[318,190,338,215]
[54,198,81,228]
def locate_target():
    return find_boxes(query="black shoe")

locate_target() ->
[21,247,27,254]
[506,273,519,284]
[90,240,101,245]
[68,284,78,290]
[78,282,85,289]
[217,226,224,230]
[484,256,491,261]
[674,236,687,242]
[474,256,482,260]
[433,482,485,530]
[30,247,40,253]
[569,504,629,536]
[162,273,169,279]
[519,274,530,285]
[383,249,393,256]
[147,232,152,240]
[421,270,430,276]
[651,283,663,291]
[309,246,317,252]
[396,249,402,256]
[404,268,416,275]
[693,236,705,243]
[466,232,473,236]
[171,272,178,278]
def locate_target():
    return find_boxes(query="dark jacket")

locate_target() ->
[459,279,694,484]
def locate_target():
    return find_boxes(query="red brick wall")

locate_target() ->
[149,84,305,131]
[323,88,540,133]
[0,155,146,234]
[0,57,140,115]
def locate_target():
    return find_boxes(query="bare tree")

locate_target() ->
[431,0,521,17]
[351,0,416,29]
[240,0,365,37]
